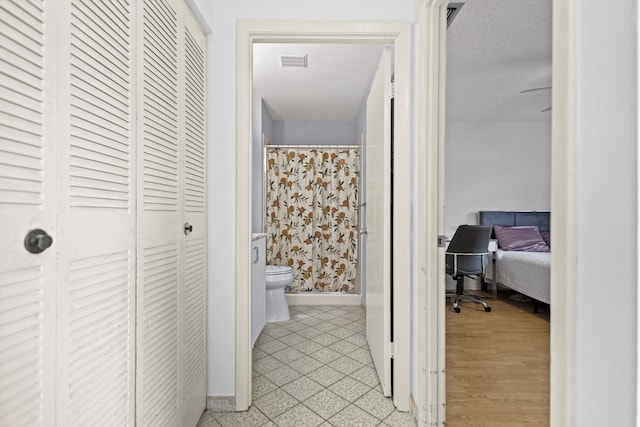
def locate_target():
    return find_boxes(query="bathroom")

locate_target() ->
[250,42,387,339]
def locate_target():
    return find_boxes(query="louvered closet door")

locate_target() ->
[137,0,180,424]
[136,0,207,424]
[56,0,137,425]
[180,9,207,427]
[0,1,57,425]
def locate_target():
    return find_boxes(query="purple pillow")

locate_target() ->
[540,231,551,248]
[493,225,550,252]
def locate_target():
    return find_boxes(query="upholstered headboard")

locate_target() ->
[478,211,551,233]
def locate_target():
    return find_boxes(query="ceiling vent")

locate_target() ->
[280,54,308,68]
[447,3,464,28]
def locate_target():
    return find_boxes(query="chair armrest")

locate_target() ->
[445,251,489,256]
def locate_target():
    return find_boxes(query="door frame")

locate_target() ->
[416,1,448,425]
[235,21,412,411]
[417,0,575,425]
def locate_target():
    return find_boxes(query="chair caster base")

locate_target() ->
[448,294,492,313]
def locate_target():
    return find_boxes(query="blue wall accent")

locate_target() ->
[272,120,357,145]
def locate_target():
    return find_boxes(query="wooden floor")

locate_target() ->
[445,291,550,426]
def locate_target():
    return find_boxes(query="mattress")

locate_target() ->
[494,249,550,304]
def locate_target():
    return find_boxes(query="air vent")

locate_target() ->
[280,54,308,68]
[447,3,464,28]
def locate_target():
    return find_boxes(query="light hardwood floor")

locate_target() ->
[445,291,550,426]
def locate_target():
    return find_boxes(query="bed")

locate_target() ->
[478,211,551,305]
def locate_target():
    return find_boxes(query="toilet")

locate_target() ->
[265,265,293,322]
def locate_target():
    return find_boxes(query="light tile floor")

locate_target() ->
[197,305,416,427]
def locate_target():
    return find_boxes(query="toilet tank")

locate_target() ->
[251,234,266,347]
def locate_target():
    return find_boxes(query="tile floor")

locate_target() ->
[197,305,416,427]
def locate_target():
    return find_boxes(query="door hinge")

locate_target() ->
[389,81,395,99]
[390,342,395,359]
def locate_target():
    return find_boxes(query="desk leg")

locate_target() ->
[492,253,498,299]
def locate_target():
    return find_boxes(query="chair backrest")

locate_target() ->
[446,225,492,276]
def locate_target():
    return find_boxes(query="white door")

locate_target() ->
[0,1,57,423]
[1,1,138,425]
[136,0,207,425]
[180,10,208,427]
[136,0,181,422]
[57,0,138,424]
[2,1,205,425]
[365,47,393,396]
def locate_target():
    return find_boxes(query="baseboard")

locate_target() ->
[285,293,361,306]
[207,396,235,412]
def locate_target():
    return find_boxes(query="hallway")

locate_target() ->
[198,305,415,426]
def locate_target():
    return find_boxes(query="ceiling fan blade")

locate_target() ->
[520,86,552,94]
[540,106,552,112]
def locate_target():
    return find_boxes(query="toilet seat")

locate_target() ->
[266,265,292,275]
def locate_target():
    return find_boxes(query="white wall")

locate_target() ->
[272,120,357,145]
[444,120,551,290]
[204,0,417,398]
[262,101,273,143]
[251,98,274,233]
[251,96,263,233]
[444,120,551,237]
[573,1,637,424]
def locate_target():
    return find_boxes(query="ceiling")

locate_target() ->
[446,0,552,121]
[251,0,552,122]
[253,43,384,121]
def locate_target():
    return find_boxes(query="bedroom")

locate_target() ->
[443,0,552,423]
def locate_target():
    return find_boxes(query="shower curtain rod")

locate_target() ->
[265,144,360,150]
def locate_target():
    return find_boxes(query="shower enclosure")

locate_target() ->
[265,146,360,293]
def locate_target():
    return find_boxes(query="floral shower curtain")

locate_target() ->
[265,147,359,293]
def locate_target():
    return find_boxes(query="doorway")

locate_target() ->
[443,0,552,423]
[417,0,575,426]
[250,42,382,298]
[235,21,412,412]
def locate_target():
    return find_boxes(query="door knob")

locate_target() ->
[184,223,193,235]
[24,229,53,254]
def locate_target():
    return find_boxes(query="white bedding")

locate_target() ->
[492,249,550,304]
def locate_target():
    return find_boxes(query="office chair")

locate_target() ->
[445,225,492,313]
